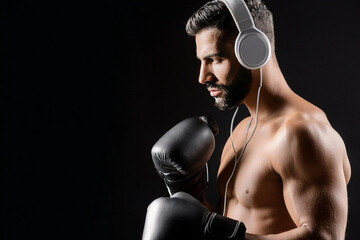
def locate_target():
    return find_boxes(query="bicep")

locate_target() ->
[277,123,349,239]
[282,172,348,239]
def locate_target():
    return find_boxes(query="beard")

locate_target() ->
[207,69,252,111]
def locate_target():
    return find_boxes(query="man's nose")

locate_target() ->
[198,62,213,85]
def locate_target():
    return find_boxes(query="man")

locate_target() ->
[143,0,351,239]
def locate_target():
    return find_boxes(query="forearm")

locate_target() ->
[245,225,335,240]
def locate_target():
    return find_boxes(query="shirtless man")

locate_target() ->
[142,0,351,239]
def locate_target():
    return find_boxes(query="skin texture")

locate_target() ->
[195,28,351,240]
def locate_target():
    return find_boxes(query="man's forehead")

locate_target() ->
[195,28,233,59]
[195,28,223,58]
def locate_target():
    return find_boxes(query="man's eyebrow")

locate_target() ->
[197,52,225,60]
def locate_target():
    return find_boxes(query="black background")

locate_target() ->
[1,0,359,239]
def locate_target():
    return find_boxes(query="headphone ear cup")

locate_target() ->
[235,29,271,69]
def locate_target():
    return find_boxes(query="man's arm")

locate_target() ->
[247,119,350,240]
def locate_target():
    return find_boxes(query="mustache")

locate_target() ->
[206,83,226,90]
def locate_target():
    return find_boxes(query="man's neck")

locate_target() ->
[242,59,293,121]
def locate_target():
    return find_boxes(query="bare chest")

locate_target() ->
[217,125,284,211]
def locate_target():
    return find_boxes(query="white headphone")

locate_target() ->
[222,0,271,69]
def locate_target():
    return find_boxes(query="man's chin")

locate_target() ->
[214,97,240,111]
[214,97,230,111]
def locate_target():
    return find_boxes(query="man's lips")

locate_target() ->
[207,88,222,97]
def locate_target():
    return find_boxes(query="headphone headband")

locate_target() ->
[221,0,254,32]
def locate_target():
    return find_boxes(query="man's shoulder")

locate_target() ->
[271,107,349,175]
[276,106,331,141]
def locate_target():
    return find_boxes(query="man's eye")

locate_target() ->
[212,58,222,63]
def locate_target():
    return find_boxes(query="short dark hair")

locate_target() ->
[185,0,274,44]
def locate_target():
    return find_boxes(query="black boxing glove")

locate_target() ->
[151,116,219,201]
[142,192,246,240]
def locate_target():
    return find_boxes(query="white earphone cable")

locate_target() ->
[222,68,263,216]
